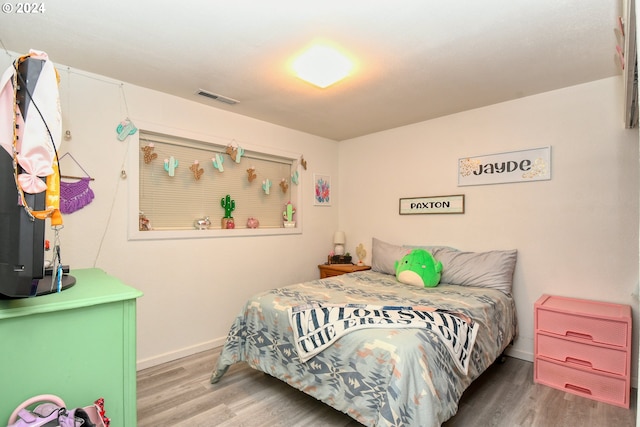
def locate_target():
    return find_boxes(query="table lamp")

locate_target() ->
[333,231,346,255]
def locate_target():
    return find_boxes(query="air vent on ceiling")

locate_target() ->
[196,89,239,105]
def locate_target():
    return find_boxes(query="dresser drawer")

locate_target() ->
[535,357,629,408]
[536,309,628,347]
[536,333,627,376]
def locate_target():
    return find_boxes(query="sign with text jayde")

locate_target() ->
[458,146,551,186]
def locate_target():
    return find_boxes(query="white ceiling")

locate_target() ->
[0,0,623,141]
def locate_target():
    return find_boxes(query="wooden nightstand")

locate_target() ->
[318,263,371,279]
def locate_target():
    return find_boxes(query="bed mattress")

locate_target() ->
[211,270,517,427]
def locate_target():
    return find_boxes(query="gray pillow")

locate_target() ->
[403,244,457,254]
[371,238,409,276]
[432,247,517,294]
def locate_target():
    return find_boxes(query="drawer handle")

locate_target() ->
[564,383,592,395]
[565,357,593,368]
[565,331,593,341]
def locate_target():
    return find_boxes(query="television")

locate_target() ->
[0,56,75,298]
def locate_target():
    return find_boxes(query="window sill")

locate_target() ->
[128,225,302,241]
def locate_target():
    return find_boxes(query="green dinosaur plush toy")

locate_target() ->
[395,249,443,287]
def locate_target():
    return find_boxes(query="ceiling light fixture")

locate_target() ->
[292,45,353,88]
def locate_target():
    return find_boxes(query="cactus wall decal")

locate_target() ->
[212,153,224,172]
[235,146,245,163]
[141,143,157,164]
[262,178,272,194]
[291,170,299,185]
[279,178,289,193]
[226,144,245,163]
[247,167,257,182]
[221,194,236,218]
[164,156,178,177]
[190,160,204,180]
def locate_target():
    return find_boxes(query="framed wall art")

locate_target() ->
[314,174,331,206]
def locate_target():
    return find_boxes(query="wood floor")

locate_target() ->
[137,348,636,427]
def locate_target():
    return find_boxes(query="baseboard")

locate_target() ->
[136,336,226,371]
[505,346,533,362]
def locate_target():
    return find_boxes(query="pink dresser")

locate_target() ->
[534,294,632,408]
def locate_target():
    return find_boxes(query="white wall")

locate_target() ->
[0,53,339,369]
[4,49,637,378]
[338,77,639,378]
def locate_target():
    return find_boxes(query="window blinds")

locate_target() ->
[138,132,294,230]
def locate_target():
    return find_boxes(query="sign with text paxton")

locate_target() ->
[399,194,465,215]
[458,146,551,186]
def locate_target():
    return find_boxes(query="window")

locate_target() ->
[128,127,302,240]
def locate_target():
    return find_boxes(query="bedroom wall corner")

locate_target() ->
[338,76,639,383]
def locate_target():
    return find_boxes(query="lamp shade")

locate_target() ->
[333,231,346,244]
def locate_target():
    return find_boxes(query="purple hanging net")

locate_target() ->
[60,177,95,214]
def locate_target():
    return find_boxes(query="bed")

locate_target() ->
[211,240,518,426]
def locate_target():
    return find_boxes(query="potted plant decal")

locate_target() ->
[283,201,296,228]
[220,194,236,229]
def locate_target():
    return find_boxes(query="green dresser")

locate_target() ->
[0,268,143,426]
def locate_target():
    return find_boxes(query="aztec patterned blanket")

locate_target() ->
[289,303,479,374]
[211,271,517,427]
